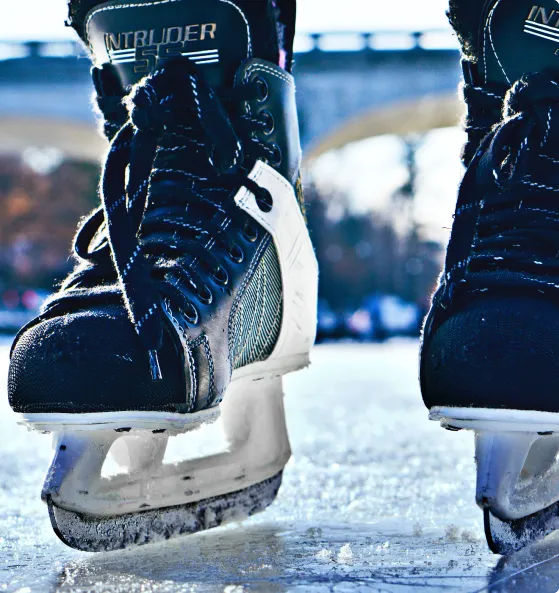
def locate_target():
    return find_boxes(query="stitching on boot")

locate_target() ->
[184,343,197,409]
[483,0,510,85]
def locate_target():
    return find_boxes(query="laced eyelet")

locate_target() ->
[254,77,269,102]
[183,302,199,325]
[260,110,275,135]
[269,143,282,166]
[256,189,273,213]
[243,222,259,242]
[228,243,244,264]
[212,265,229,286]
[195,284,213,305]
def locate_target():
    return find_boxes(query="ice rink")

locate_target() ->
[2,338,559,592]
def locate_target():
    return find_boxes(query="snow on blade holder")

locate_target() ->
[37,374,291,552]
[484,503,559,556]
[45,473,282,552]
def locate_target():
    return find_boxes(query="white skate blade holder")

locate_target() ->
[39,373,290,517]
[431,407,559,522]
[21,372,292,551]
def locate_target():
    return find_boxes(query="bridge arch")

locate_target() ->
[304,94,462,160]
[0,34,462,162]
[0,116,106,163]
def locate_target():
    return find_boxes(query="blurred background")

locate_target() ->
[0,0,462,340]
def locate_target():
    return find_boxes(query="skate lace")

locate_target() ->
[42,58,276,380]
[460,66,506,166]
[92,65,128,140]
[464,73,559,287]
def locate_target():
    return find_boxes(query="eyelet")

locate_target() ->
[260,110,275,135]
[243,222,259,242]
[183,302,199,325]
[254,76,269,102]
[212,265,229,286]
[256,189,273,213]
[196,284,213,305]
[228,243,244,264]
[269,143,282,166]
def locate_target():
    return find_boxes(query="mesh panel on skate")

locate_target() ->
[230,242,283,369]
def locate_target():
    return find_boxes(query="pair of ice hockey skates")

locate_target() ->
[10,0,559,556]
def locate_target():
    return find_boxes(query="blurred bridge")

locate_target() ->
[0,32,461,162]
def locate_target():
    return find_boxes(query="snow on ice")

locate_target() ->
[1,338,559,591]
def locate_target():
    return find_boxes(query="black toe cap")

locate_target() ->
[421,296,559,412]
[8,306,188,414]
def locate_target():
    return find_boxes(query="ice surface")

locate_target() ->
[2,339,559,591]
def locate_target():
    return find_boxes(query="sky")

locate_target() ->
[0,0,451,40]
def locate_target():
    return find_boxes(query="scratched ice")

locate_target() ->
[2,337,559,592]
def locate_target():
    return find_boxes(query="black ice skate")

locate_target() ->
[421,0,559,554]
[8,0,317,552]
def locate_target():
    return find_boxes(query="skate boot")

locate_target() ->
[8,0,317,552]
[421,0,559,554]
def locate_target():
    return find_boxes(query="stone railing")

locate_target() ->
[0,30,458,62]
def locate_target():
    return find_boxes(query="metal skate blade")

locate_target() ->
[484,502,559,555]
[45,471,283,552]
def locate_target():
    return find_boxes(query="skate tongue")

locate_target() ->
[480,0,559,86]
[85,0,273,89]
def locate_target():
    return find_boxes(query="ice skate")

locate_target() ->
[421,0,559,554]
[8,0,317,552]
